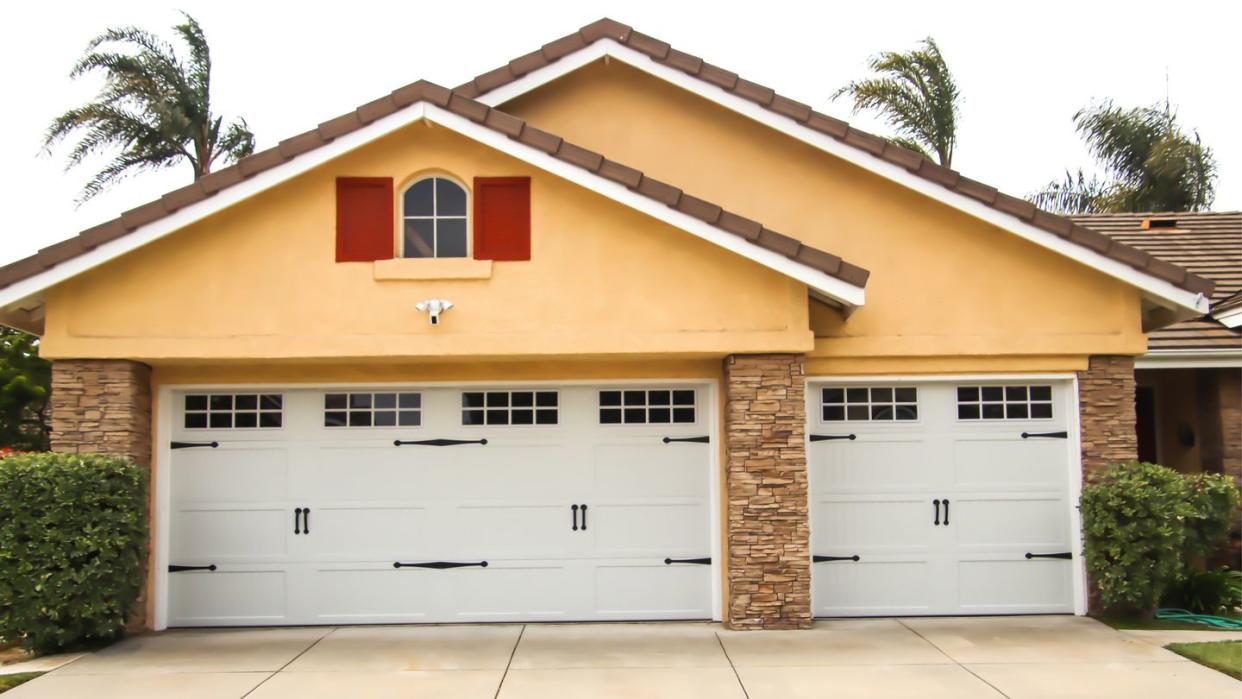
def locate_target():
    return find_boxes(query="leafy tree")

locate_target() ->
[0,329,50,452]
[43,12,255,203]
[833,37,961,167]
[1032,101,1216,213]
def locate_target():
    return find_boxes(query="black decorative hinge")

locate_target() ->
[1021,431,1068,440]
[810,434,856,442]
[394,438,488,447]
[664,557,712,565]
[393,560,489,569]
[813,555,860,563]
[170,441,219,450]
[1025,552,1072,560]
[169,564,217,572]
[662,436,710,444]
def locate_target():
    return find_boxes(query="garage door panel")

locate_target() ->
[173,508,288,560]
[594,562,712,618]
[952,497,1069,548]
[590,502,708,557]
[306,566,436,622]
[172,447,289,503]
[308,446,426,500]
[442,445,577,499]
[451,563,578,619]
[811,440,934,492]
[310,506,432,558]
[953,439,1068,489]
[812,499,934,551]
[169,567,287,626]
[451,504,572,558]
[593,443,704,498]
[957,558,1074,612]
[813,560,935,616]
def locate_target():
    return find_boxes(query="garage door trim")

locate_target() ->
[152,378,723,631]
[804,373,1087,616]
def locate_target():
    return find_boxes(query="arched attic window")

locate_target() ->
[402,176,468,258]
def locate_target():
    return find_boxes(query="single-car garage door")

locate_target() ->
[167,383,715,627]
[807,378,1077,616]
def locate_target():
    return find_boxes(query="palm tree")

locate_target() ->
[1032,101,1216,214]
[832,37,961,167]
[43,12,255,203]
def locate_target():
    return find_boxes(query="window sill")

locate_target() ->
[373,258,493,281]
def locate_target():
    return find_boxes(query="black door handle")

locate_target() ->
[1025,552,1072,560]
[813,555,860,562]
[572,504,579,531]
[942,499,949,526]
[303,507,310,535]
[580,504,587,531]
[662,436,710,444]
[1021,431,1068,439]
[933,499,940,525]
[664,557,712,565]
[393,561,489,569]
[168,564,217,572]
[394,438,488,447]
[294,507,303,535]
[170,441,219,449]
[809,434,856,442]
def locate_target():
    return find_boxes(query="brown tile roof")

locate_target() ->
[454,18,1214,297]
[1075,212,1241,351]
[0,82,868,296]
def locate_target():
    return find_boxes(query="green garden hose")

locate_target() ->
[1156,608,1242,629]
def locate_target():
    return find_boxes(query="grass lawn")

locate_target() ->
[1167,640,1242,680]
[0,672,44,694]
[1095,614,1242,632]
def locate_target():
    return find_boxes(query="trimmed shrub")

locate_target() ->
[1183,472,1241,561]
[0,453,147,653]
[1081,461,1190,615]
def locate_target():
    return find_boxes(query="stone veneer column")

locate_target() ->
[50,359,153,629]
[723,354,812,630]
[1076,355,1137,483]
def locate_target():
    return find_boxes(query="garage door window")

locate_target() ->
[599,389,696,424]
[956,385,1053,420]
[324,392,422,427]
[821,386,917,421]
[184,393,283,429]
[462,391,558,425]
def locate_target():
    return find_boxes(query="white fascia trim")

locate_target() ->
[1212,305,1242,329]
[1135,349,1242,369]
[421,104,864,306]
[478,39,1208,316]
[0,91,864,310]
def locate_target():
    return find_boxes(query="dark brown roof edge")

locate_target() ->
[453,17,1214,298]
[0,80,868,294]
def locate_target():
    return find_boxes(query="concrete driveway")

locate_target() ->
[5,616,1238,698]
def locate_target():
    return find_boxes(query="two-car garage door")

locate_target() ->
[168,384,715,627]
[807,379,1078,617]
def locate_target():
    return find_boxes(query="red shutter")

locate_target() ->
[473,177,531,261]
[336,177,394,262]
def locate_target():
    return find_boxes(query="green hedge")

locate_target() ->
[0,453,147,653]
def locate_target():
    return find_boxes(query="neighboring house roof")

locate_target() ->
[453,18,1213,310]
[0,82,870,324]
[1075,212,1242,352]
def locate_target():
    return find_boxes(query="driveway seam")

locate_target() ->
[897,619,1011,699]
[493,623,526,699]
[714,632,750,699]
[240,626,337,697]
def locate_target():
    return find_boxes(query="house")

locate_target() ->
[1075,212,1241,557]
[0,19,1214,631]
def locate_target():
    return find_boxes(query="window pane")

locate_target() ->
[436,179,467,216]
[325,393,347,410]
[600,391,622,407]
[486,409,508,424]
[649,408,671,423]
[846,388,868,403]
[1005,386,1028,401]
[624,408,645,423]
[210,413,232,428]
[462,409,484,425]
[349,411,372,427]
[374,411,397,426]
[350,394,372,409]
[648,391,671,406]
[846,405,869,420]
[235,394,258,410]
[1006,404,1029,419]
[375,393,397,409]
[958,404,980,420]
[536,392,558,407]
[234,412,258,428]
[823,405,845,421]
[870,387,893,402]
[600,408,621,424]
[895,405,918,420]
[894,387,917,403]
[511,392,534,407]
[185,395,208,411]
[210,395,233,411]
[324,411,347,427]
[463,392,484,408]
[536,409,558,425]
[399,393,421,408]
[1030,386,1052,401]
[405,179,434,216]
[822,388,845,404]
[982,403,1005,419]
[672,390,695,405]
[672,408,695,423]
[511,409,534,425]
[624,390,645,406]
[261,395,283,409]
[437,219,468,258]
[957,386,978,401]
[981,386,1004,401]
[871,405,893,420]
[404,219,435,258]
[1030,403,1053,419]
[398,410,421,426]
[185,413,208,429]
[486,392,509,407]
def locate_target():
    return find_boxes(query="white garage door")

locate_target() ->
[808,379,1076,617]
[167,384,715,627]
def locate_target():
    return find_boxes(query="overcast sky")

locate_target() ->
[3,0,1238,266]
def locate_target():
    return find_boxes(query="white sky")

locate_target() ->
[3,0,1238,266]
